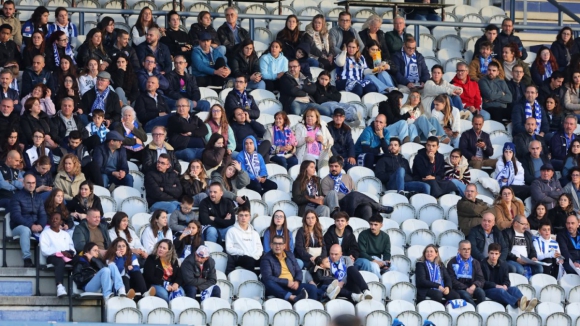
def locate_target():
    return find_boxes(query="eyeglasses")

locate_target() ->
[572,174,580,177]
[272,242,285,246]
[152,133,165,137]
[58,38,68,42]
[516,221,529,226]
[339,19,351,22]
[157,161,169,165]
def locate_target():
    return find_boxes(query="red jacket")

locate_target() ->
[451,75,482,110]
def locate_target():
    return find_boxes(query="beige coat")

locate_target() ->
[54,171,87,201]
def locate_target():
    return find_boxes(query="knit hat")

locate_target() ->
[502,142,516,154]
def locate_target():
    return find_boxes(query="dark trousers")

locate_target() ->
[46,255,67,285]
[184,284,221,299]
[357,152,384,169]
[423,179,459,198]
[541,258,560,278]
[264,79,281,92]
[83,161,103,186]
[257,140,271,163]
[121,271,147,294]
[338,266,369,298]
[418,288,461,303]
[246,179,277,196]
[195,57,228,87]
[225,254,258,275]
[457,288,486,306]
[264,280,318,301]
[270,155,298,170]
[486,106,512,122]
[511,185,531,200]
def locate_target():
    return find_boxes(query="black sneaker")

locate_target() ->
[379,206,394,214]
[294,289,308,302]
[23,258,35,267]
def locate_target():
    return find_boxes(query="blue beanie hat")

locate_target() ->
[503,142,516,155]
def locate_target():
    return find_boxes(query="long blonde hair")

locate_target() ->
[310,14,328,36]
[403,90,425,115]
[433,94,453,128]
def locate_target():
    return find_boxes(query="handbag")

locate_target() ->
[307,247,322,257]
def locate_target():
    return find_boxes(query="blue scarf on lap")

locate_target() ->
[453,253,473,279]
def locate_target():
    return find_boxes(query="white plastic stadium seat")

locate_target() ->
[201,297,231,323]
[240,309,269,326]
[396,310,422,326]
[232,298,262,321]
[112,185,142,204]
[486,312,512,326]
[100,196,117,214]
[228,269,258,294]
[401,219,430,239]
[446,301,475,324]
[386,300,415,322]
[137,296,168,322]
[417,204,445,226]
[545,312,571,326]
[410,193,437,211]
[130,213,151,233]
[106,297,137,322]
[416,300,445,322]
[325,299,355,320]
[476,301,505,324]
[389,282,416,303]
[515,312,542,326]
[438,229,465,247]
[431,219,458,238]
[211,252,227,273]
[386,228,406,247]
[263,298,292,324]
[530,274,558,300]
[559,274,580,298]
[390,255,411,275]
[409,229,436,246]
[114,308,142,323]
[382,193,409,206]
[427,311,452,326]
[536,302,564,325]
[455,310,482,326]
[293,299,324,324]
[365,310,392,326]
[119,197,148,218]
[269,174,293,193]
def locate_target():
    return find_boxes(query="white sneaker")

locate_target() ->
[363,290,373,300]
[326,280,339,296]
[351,293,363,303]
[327,285,341,300]
[56,284,67,298]
[118,287,127,297]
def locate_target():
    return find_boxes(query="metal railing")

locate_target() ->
[15,4,580,45]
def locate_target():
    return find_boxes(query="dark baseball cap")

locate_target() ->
[333,108,345,116]
[200,32,212,41]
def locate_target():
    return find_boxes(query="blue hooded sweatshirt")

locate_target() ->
[235,135,267,181]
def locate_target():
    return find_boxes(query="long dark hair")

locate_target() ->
[44,188,69,221]
[529,202,548,221]
[104,238,133,271]
[297,160,318,193]
[302,209,323,249]
[501,149,519,175]
[280,15,301,44]
[26,30,46,54]
[219,163,239,191]
[30,6,49,30]
[134,7,157,35]
[109,52,136,91]
[268,210,291,252]
[205,132,225,150]
[149,209,169,236]
[108,211,133,243]
[85,28,106,54]
[98,17,115,37]
[558,193,575,214]
[382,90,403,118]
[239,38,258,70]
[182,220,202,249]
[557,26,574,49]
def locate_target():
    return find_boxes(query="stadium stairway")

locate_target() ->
[0,216,102,323]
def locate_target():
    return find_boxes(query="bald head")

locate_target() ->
[329,244,343,263]
[529,140,542,158]
[374,114,386,131]
[23,174,36,192]
[6,150,20,169]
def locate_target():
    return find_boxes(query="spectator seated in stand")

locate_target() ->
[92,131,134,188]
[469,41,505,82]
[225,203,262,274]
[459,115,496,170]
[502,215,544,275]
[357,214,391,278]
[392,36,430,94]
[191,33,231,88]
[412,136,459,198]
[199,182,235,243]
[481,243,538,311]
[181,245,221,299]
[165,55,210,113]
[144,153,182,214]
[479,61,512,122]
[0,150,23,209]
[446,240,486,306]
[467,211,508,262]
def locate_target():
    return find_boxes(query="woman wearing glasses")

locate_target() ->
[443,148,470,197]
[563,166,580,211]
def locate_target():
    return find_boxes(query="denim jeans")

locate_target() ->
[204,225,232,243]
[385,167,431,194]
[247,80,266,90]
[270,155,298,170]
[307,57,320,69]
[116,87,129,106]
[450,95,464,111]
[413,116,445,140]
[12,225,33,259]
[364,72,396,93]
[175,148,204,162]
[192,99,211,112]
[450,179,466,196]
[506,260,544,276]
[485,287,523,308]
[289,101,331,116]
[102,173,134,187]
[84,263,125,298]
[216,45,226,57]
[386,120,411,140]
[184,284,221,299]
[150,201,180,214]
[353,257,373,273]
[336,79,378,97]
[144,115,171,133]
[263,280,318,301]
[152,284,185,302]
[457,288,486,306]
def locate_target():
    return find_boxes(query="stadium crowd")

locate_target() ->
[2,0,580,315]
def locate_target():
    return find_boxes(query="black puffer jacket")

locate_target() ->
[229,50,261,79]
[276,30,305,60]
[312,82,341,104]
[181,254,215,290]
[144,170,183,208]
[327,122,355,159]
[75,42,111,68]
[189,23,220,47]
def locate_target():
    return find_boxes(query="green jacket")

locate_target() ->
[357,229,391,261]
[384,31,413,55]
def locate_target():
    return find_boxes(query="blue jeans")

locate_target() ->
[457,288,486,306]
[216,45,226,56]
[385,167,431,194]
[386,120,411,140]
[192,99,211,112]
[478,109,491,121]
[263,280,318,301]
[84,263,125,298]
[413,116,445,139]
[450,179,466,196]
[204,226,232,243]
[506,260,544,276]
[175,148,204,162]
[289,101,331,116]
[184,284,221,299]
[336,79,378,97]
[365,72,396,92]
[102,173,134,187]
[307,57,320,69]
[353,257,373,273]
[270,155,298,170]
[12,225,33,260]
[150,201,180,214]
[485,287,523,308]
[152,284,185,302]
[450,95,464,111]
[144,115,171,133]
[247,80,266,90]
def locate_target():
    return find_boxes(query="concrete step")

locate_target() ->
[0,267,73,297]
[0,296,100,323]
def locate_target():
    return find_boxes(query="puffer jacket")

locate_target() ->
[167,114,208,150]
[229,50,261,79]
[144,169,183,208]
[75,42,111,69]
[165,70,202,102]
[467,224,508,261]
[9,189,47,230]
[327,122,355,160]
[180,254,216,290]
[451,74,482,110]
[20,110,56,146]
[276,29,305,60]
[502,228,537,261]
